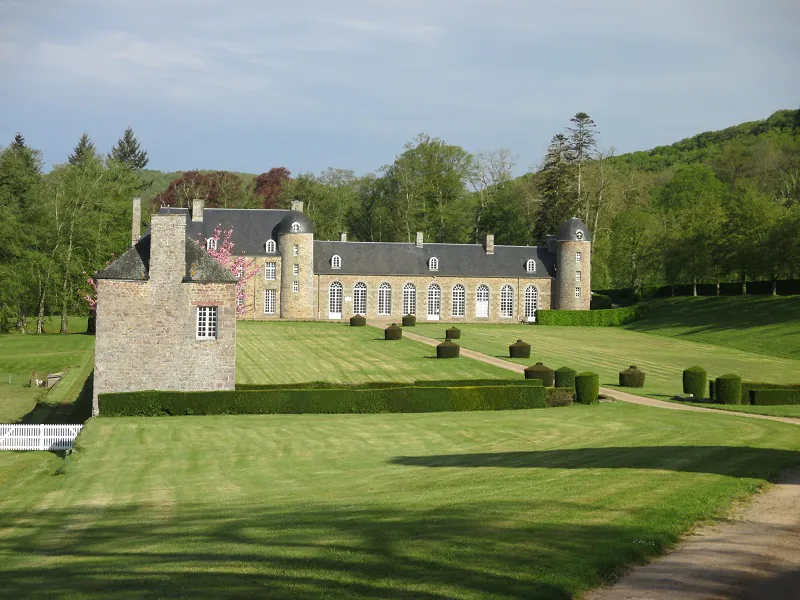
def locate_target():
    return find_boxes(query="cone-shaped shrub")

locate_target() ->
[436,339,460,358]
[618,365,646,388]
[509,339,531,359]
[385,323,403,340]
[349,315,367,327]
[575,372,600,404]
[715,374,742,404]
[555,367,577,389]
[682,367,707,399]
[401,315,416,327]
[524,362,555,386]
[445,327,461,340]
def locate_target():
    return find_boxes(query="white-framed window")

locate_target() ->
[293,264,299,276]
[236,295,244,307]
[293,245,298,256]
[291,222,301,233]
[403,283,416,315]
[427,283,441,319]
[264,289,276,314]
[331,255,341,269]
[452,284,465,317]
[524,285,539,322]
[293,281,299,293]
[575,287,581,298]
[526,259,536,273]
[265,262,276,280]
[576,271,582,282]
[329,281,343,318]
[576,230,584,240]
[378,283,391,315]
[429,257,439,271]
[196,306,217,339]
[206,238,217,251]
[476,284,489,318]
[266,239,276,253]
[576,251,582,263]
[500,285,514,318]
[353,282,367,315]
[235,266,243,279]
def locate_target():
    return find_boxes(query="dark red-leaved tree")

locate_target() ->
[154,170,246,209]
[253,167,291,208]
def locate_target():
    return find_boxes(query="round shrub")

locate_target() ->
[402,314,416,327]
[715,374,742,405]
[349,315,366,327]
[575,372,600,404]
[524,362,555,387]
[509,339,531,359]
[618,365,646,388]
[547,387,574,407]
[590,293,613,310]
[436,340,460,358]
[682,366,707,399]
[554,367,577,389]
[445,327,461,340]
[385,323,403,340]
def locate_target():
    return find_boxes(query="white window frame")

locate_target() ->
[206,238,217,251]
[524,285,539,322]
[236,295,244,307]
[576,230,584,240]
[403,283,416,315]
[264,289,276,314]
[331,255,341,270]
[264,262,276,280]
[353,282,367,316]
[235,266,243,279]
[476,284,489,318]
[526,259,536,273]
[575,287,581,298]
[329,281,343,318]
[293,281,299,293]
[378,282,391,316]
[429,257,439,271]
[452,284,465,317]
[293,245,298,256]
[293,264,299,276]
[576,251,582,263]
[196,306,218,339]
[500,285,514,318]
[291,222,301,233]
[427,283,441,320]
[266,239,276,253]
[576,271,581,282]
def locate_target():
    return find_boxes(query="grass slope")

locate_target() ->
[1,403,799,599]
[236,321,514,385]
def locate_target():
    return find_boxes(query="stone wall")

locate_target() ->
[278,232,314,319]
[242,257,283,319]
[555,240,591,310]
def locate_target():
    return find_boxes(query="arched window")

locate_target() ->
[427,283,441,320]
[331,255,341,269]
[452,284,465,317]
[378,283,392,315]
[403,283,416,315]
[526,259,536,273]
[500,285,514,318]
[429,257,439,271]
[476,284,489,318]
[206,238,217,251]
[576,230,584,240]
[525,285,539,322]
[265,239,276,253]
[353,282,367,315]
[291,222,301,233]
[328,282,343,319]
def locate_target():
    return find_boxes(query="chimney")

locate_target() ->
[191,199,204,222]
[416,231,424,248]
[340,232,348,242]
[484,233,495,255]
[131,197,141,247]
[149,214,187,283]
[291,200,304,213]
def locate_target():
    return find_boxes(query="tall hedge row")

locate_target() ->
[536,306,647,327]
[749,389,800,406]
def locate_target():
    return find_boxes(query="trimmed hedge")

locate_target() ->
[536,306,647,327]
[590,293,613,310]
[750,389,800,406]
[436,340,460,358]
[99,384,549,416]
[575,372,600,404]
[709,379,715,402]
[509,339,531,359]
[741,382,800,405]
[416,379,542,387]
[445,327,461,340]
[349,315,367,327]
[554,367,577,389]
[402,315,416,327]
[524,362,555,386]
[618,365,645,388]
[237,381,407,391]
[547,387,574,407]
[683,367,707,399]
[715,374,742,405]
[385,323,403,340]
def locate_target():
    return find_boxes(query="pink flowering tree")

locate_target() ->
[79,272,100,334]
[197,225,257,316]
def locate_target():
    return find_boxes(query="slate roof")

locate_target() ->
[276,211,314,235]
[557,217,593,242]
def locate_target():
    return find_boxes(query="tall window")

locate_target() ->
[293,245,298,256]
[576,251,582,263]
[429,257,439,271]
[353,282,367,315]
[427,283,441,319]
[500,285,514,318]
[291,222,300,233]
[575,287,581,298]
[235,266,243,279]
[476,284,489,318]
[524,286,539,322]
[265,262,276,280]
[526,259,536,273]
[329,281,343,317]
[378,283,392,315]
[293,281,299,293]
[266,239,276,253]
[293,264,299,276]
[236,295,244,307]
[331,255,341,269]
[264,289,276,314]
[403,283,416,315]
[196,306,217,339]
[576,271,581,282]
[452,284,465,317]
[206,238,217,251]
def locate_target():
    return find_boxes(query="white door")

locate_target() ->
[525,285,538,323]
[329,282,343,319]
[476,285,489,318]
[427,284,441,321]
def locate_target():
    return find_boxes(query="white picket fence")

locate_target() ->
[0,424,83,451]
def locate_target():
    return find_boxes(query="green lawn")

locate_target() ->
[672,401,800,419]
[1,403,798,599]
[236,321,515,385]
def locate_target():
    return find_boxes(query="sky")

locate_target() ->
[1,0,798,176]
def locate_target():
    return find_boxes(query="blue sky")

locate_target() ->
[1,0,798,175]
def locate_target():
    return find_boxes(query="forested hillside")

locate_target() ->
[1,110,799,333]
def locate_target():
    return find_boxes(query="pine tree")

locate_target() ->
[533,134,575,242]
[566,112,598,220]
[110,127,149,169]
[68,132,97,165]
[11,133,26,150]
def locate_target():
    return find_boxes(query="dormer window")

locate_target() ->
[206,238,217,251]
[429,257,439,271]
[576,230,584,240]
[265,239,276,253]
[331,255,341,269]
[291,222,301,233]
[526,259,536,273]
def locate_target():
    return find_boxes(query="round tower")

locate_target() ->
[555,217,592,310]
[277,209,314,319]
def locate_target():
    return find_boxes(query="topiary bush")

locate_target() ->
[749,389,800,406]
[536,306,647,327]
[509,339,531,359]
[709,379,716,402]
[445,327,461,340]
[575,372,600,404]
[402,314,416,327]
[715,374,742,405]
[547,387,574,407]
[618,365,646,388]
[349,315,367,327]
[554,367,577,389]
[436,340,460,358]
[524,362,555,386]
[590,293,613,310]
[682,367,707,399]
[385,323,403,340]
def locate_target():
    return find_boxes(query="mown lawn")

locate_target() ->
[1,403,798,599]
[671,401,800,419]
[236,321,514,385]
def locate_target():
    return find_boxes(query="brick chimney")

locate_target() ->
[416,231,424,248]
[340,232,348,242]
[149,214,187,283]
[191,199,204,222]
[291,200,304,213]
[131,197,141,247]
[484,233,495,255]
